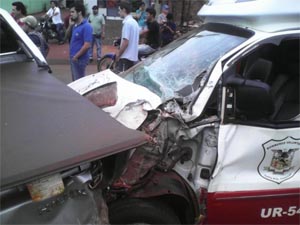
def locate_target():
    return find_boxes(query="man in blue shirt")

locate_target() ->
[67,3,93,81]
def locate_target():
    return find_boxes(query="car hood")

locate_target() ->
[1,63,148,190]
[198,0,300,32]
[68,70,162,129]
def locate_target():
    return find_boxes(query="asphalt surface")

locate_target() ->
[47,41,116,84]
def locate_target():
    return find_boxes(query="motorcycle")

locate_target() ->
[38,17,62,43]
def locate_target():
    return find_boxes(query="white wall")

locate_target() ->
[84,0,97,15]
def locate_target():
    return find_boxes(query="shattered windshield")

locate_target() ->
[123,27,248,101]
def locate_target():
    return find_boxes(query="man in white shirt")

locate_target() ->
[116,1,139,72]
[45,0,64,44]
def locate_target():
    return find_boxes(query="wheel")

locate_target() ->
[97,55,116,72]
[109,198,181,225]
[42,31,49,43]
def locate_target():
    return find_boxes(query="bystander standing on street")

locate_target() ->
[88,5,105,63]
[157,4,169,25]
[135,2,147,31]
[116,1,139,72]
[138,7,160,57]
[66,3,93,81]
[63,9,72,43]
[160,13,176,47]
[44,0,65,45]
[64,13,70,30]
[11,1,27,27]
[21,15,49,58]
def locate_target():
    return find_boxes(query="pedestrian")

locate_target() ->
[160,13,176,47]
[67,3,93,81]
[64,11,71,30]
[150,0,155,9]
[63,11,72,42]
[44,0,65,45]
[116,1,140,72]
[138,7,160,57]
[157,4,169,25]
[135,2,147,30]
[88,5,106,63]
[11,1,27,27]
[20,15,49,58]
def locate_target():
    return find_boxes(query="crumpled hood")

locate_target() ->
[69,70,162,129]
[1,64,148,190]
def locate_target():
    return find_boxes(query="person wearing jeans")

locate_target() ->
[89,35,102,61]
[88,5,105,62]
[67,3,93,81]
[70,58,89,81]
[45,0,65,44]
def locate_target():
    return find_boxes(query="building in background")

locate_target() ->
[99,0,205,23]
[0,0,205,27]
[0,0,50,14]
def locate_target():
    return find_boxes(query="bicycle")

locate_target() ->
[97,38,157,73]
[97,53,117,72]
[97,38,120,72]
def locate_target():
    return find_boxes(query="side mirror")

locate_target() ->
[226,77,274,119]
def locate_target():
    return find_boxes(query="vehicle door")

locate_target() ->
[206,32,300,225]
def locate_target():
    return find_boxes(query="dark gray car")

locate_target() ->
[0,8,147,224]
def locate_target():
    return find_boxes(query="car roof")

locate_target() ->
[198,0,300,32]
[1,62,147,190]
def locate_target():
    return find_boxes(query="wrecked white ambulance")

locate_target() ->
[69,0,300,224]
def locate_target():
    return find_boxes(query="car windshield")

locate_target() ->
[123,26,249,101]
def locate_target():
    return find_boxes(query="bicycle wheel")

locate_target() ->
[97,55,116,72]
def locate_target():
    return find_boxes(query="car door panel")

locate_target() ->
[206,123,300,224]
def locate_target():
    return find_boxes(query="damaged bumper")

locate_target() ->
[0,168,109,224]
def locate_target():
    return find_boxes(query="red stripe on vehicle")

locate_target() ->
[204,188,300,225]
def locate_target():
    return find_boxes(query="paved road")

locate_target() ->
[47,40,116,84]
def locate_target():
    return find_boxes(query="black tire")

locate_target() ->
[109,198,181,225]
[97,55,116,72]
[43,31,48,43]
